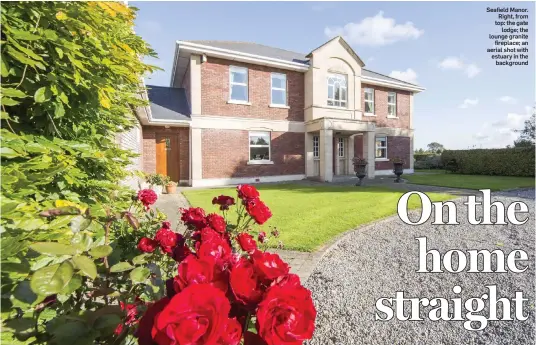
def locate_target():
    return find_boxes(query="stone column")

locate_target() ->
[190,127,202,186]
[363,131,375,178]
[347,135,355,175]
[319,128,333,182]
[305,132,314,178]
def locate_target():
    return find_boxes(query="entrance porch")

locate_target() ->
[305,118,376,182]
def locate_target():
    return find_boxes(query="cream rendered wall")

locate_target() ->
[304,38,363,123]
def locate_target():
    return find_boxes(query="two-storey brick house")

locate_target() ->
[134,36,424,187]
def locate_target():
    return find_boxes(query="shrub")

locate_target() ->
[414,155,443,170]
[441,148,535,176]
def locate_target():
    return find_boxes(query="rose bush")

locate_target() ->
[130,184,317,345]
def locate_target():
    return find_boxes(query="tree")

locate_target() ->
[1,3,158,343]
[514,109,535,147]
[426,142,445,153]
[414,148,425,154]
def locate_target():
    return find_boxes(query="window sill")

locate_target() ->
[375,158,389,162]
[247,160,274,165]
[227,100,251,106]
[325,105,349,110]
[387,116,399,119]
[364,113,376,117]
[269,104,290,109]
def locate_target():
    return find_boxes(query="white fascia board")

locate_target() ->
[177,41,309,72]
[361,76,425,93]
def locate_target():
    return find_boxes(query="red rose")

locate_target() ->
[161,220,171,229]
[230,257,264,306]
[237,184,260,201]
[151,284,231,345]
[180,207,207,229]
[246,199,272,225]
[256,285,316,345]
[137,189,157,210]
[206,213,227,233]
[197,235,232,267]
[138,237,158,253]
[258,231,267,243]
[114,323,124,335]
[252,251,289,282]
[217,318,242,345]
[174,255,228,293]
[212,195,236,211]
[271,274,301,289]
[170,243,192,263]
[135,297,170,345]
[155,228,183,254]
[237,233,257,253]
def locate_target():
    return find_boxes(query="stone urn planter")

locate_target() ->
[352,157,368,186]
[391,157,405,183]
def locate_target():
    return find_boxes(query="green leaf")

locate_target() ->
[110,262,134,273]
[132,253,150,265]
[1,56,9,77]
[60,274,82,295]
[8,28,40,41]
[89,245,112,259]
[30,261,74,295]
[72,255,97,279]
[30,242,76,256]
[2,88,26,98]
[71,233,93,252]
[13,281,39,305]
[55,47,64,59]
[129,266,150,284]
[34,87,50,103]
[0,147,20,158]
[93,314,121,337]
[70,215,91,233]
[0,97,20,106]
[54,102,65,118]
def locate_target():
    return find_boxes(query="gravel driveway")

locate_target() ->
[306,195,535,345]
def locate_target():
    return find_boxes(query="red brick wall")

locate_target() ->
[361,84,411,129]
[201,129,305,179]
[142,126,190,181]
[353,135,410,170]
[181,62,191,109]
[200,57,304,121]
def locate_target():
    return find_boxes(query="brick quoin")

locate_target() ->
[200,57,304,121]
[353,135,411,170]
[201,129,305,179]
[361,83,411,129]
[142,126,190,181]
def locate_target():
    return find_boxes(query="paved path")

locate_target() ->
[305,195,535,345]
[154,193,189,233]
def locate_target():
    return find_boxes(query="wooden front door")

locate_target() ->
[156,134,180,183]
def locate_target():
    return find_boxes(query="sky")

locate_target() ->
[132,1,535,150]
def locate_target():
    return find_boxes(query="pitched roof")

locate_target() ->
[146,86,191,121]
[181,40,419,88]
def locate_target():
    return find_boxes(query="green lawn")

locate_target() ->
[405,173,535,191]
[183,184,452,252]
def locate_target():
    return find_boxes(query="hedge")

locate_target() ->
[441,148,535,177]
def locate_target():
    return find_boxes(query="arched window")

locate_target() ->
[327,73,347,107]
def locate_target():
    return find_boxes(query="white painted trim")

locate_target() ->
[227,100,252,106]
[362,76,425,93]
[177,41,309,72]
[191,174,306,188]
[247,160,274,165]
[363,113,376,117]
[375,168,414,176]
[191,115,305,133]
[269,104,290,109]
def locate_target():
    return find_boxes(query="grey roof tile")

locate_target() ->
[146,86,191,121]
[182,40,419,87]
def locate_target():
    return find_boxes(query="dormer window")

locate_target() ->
[327,73,347,107]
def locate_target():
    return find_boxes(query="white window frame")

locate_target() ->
[387,92,397,118]
[229,66,249,103]
[375,136,387,160]
[364,88,375,115]
[327,73,347,108]
[313,135,319,158]
[337,137,345,158]
[248,131,272,164]
[270,73,287,106]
